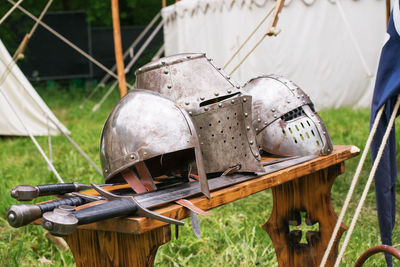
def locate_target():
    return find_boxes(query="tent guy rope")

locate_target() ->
[319,104,385,266]
[92,20,165,112]
[228,0,285,76]
[334,95,400,267]
[0,85,64,183]
[223,5,275,70]
[80,11,162,109]
[0,0,22,25]
[7,0,134,90]
[1,2,103,176]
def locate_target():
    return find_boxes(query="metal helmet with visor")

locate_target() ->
[243,75,333,157]
[135,53,264,174]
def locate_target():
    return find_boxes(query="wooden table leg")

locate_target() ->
[63,225,171,267]
[263,163,347,267]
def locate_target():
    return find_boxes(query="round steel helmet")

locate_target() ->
[100,89,209,197]
[243,75,333,156]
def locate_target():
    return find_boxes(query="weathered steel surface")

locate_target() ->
[243,75,333,157]
[191,95,264,173]
[136,53,262,174]
[99,89,209,197]
[135,53,241,113]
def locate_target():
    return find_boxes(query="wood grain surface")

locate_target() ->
[263,163,347,267]
[73,145,359,234]
[63,225,171,267]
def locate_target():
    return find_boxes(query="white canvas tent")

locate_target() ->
[0,39,69,136]
[162,0,386,110]
[0,39,102,178]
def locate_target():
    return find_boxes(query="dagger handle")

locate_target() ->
[37,183,77,195]
[73,198,138,225]
[38,196,86,213]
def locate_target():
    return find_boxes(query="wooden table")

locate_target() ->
[60,145,359,266]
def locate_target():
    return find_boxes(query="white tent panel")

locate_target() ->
[162,0,386,110]
[0,40,69,136]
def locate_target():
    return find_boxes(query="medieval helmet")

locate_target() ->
[243,75,333,157]
[100,89,210,198]
[135,53,264,174]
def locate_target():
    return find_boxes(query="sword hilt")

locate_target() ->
[7,196,88,228]
[11,183,88,201]
[42,195,184,236]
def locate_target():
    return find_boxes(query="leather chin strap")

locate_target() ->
[121,162,157,193]
[122,164,212,239]
[135,161,157,191]
[121,169,147,194]
[175,199,213,217]
[175,198,213,239]
[221,164,241,176]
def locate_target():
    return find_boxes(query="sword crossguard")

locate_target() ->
[90,183,184,226]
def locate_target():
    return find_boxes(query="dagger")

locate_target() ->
[41,155,316,236]
[10,183,112,201]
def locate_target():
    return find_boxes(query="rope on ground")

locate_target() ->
[335,0,372,77]
[223,5,275,70]
[319,104,385,267]
[8,0,133,89]
[334,95,400,267]
[0,0,23,25]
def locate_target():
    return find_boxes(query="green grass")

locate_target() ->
[0,83,399,266]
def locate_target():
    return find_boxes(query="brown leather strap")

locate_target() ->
[135,161,156,191]
[175,199,213,216]
[121,169,147,193]
[221,164,241,176]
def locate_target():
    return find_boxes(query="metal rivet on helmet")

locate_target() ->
[100,90,210,198]
[135,53,264,174]
[243,75,333,157]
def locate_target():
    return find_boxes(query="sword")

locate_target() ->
[41,155,316,236]
[7,193,103,228]
[10,183,113,201]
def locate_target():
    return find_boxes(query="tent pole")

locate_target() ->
[111,0,127,98]
[97,12,161,88]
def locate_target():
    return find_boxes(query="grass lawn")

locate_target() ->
[1,83,399,266]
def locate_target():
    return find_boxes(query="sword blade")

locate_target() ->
[136,155,317,208]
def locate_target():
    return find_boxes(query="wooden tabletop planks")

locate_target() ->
[74,145,360,234]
